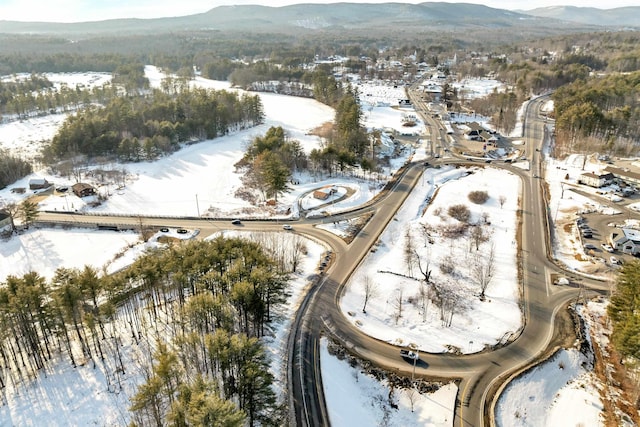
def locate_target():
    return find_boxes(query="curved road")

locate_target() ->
[290,94,611,427]
[36,96,612,427]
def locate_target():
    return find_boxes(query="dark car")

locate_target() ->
[177,228,188,234]
[231,219,241,225]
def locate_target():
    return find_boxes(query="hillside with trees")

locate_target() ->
[0,236,298,425]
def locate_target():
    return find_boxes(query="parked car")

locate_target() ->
[177,228,188,234]
[231,219,241,225]
[601,243,614,253]
[282,224,293,230]
[610,256,622,265]
[584,244,597,250]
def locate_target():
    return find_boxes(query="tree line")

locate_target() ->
[0,235,299,425]
[0,151,33,190]
[553,71,640,156]
[48,86,264,161]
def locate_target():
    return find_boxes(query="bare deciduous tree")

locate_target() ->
[361,275,379,313]
[433,280,461,328]
[470,225,489,251]
[499,195,507,208]
[472,243,496,300]
[393,289,403,325]
[404,229,416,277]
[418,281,431,323]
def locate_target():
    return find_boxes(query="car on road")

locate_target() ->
[601,243,614,253]
[584,243,597,251]
[231,219,241,225]
[282,224,293,230]
[400,349,419,360]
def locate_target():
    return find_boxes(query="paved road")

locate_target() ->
[36,95,612,427]
[289,94,609,427]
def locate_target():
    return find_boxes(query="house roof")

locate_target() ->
[72,182,94,192]
[622,228,640,243]
[605,166,640,182]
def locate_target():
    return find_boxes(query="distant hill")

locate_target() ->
[521,6,640,28]
[0,2,605,37]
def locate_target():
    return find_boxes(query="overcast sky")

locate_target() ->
[0,0,636,23]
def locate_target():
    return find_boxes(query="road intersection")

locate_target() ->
[36,95,612,427]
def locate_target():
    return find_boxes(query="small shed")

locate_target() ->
[72,183,96,197]
[313,186,337,200]
[29,178,50,190]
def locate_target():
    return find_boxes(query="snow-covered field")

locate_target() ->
[341,166,522,353]
[0,69,613,425]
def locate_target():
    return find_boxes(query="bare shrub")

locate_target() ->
[441,223,468,238]
[468,190,489,204]
[448,204,471,223]
[439,256,455,275]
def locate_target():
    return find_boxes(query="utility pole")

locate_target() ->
[195,194,200,216]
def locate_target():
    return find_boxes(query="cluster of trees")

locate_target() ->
[236,126,301,203]
[236,86,377,204]
[0,151,33,190]
[1,199,39,232]
[308,86,375,175]
[49,87,264,161]
[0,70,123,121]
[553,71,640,156]
[0,236,294,425]
[608,261,640,360]
[373,193,497,329]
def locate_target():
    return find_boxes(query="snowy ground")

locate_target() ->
[495,300,607,427]
[340,166,522,354]
[0,228,140,282]
[321,338,456,427]
[0,70,615,425]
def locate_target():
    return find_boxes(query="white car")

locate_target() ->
[601,243,614,253]
[282,224,293,230]
[610,256,621,265]
[400,349,419,360]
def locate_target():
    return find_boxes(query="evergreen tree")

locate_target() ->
[19,199,39,228]
[608,261,640,359]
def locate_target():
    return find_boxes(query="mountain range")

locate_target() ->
[0,3,637,36]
